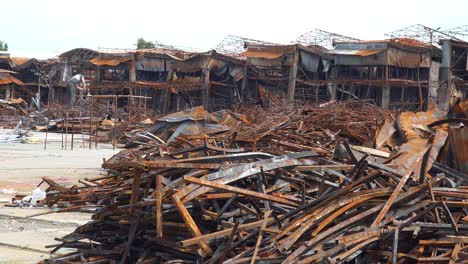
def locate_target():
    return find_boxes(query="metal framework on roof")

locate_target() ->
[149,40,201,53]
[215,35,281,58]
[59,48,98,59]
[385,24,465,47]
[295,29,360,49]
[98,40,199,54]
[97,47,136,53]
[443,25,468,40]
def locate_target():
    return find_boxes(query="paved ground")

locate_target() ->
[0,128,119,263]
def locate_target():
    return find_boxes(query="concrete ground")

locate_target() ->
[0,128,120,263]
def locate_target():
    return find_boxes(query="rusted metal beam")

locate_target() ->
[155,174,163,239]
[371,169,413,227]
[177,151,317,203]
[171,194,212,256]
[250,210,271,264]
[178,218,275,247]
[184,176,299,207]
[218,220,240,263]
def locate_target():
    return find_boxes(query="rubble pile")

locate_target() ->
[0,98,28,128]
[38,101,468,263]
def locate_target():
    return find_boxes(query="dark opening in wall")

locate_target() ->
[101,68,129,81]
[136,70,167,82]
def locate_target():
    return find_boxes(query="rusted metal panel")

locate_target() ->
[387,46,431,68]
[334,50,387,66]
[241,45,295,59]
[89,57,132,66]
[0,73,24,85]
[331,49,384,56]
[447,125,468,173]
[135,57,167,72]
[393,109,448,176]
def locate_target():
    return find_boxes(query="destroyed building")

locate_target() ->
[438,39,468,110]
[88,48,184,113]
[1,27,466,115]
[0,53,44,102]
[0,68,24,99]
[0,24,468,264]
[47,48,99,105]
[172,50,245,112]
[242,44,331,107]
[329,38,440,110]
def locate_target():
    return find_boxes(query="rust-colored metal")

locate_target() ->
[184,176,299,207]
[155,174,163,239]
[171,194,212,256]
[38,103,466,263]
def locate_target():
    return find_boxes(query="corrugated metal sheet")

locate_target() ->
[208,59,229,75]
[333,47,430,68]
[387,47,430,68]
[10,57,31,66]
[392,109,448,177]
[0,73,24,85]
[398,108,447,141]
[335,38,431,49]
[136,58,167,72]
[241,45,296,59]
[247,56,293,67]
[334,50,387,66]
[158,106,208,122]
[229,65,244,82]
[330,49,384,56]
[241,50,286,59]
[176,56,211,73]
[453,99,468,118]
[90,57,132,66]
[447,125,468,173]
[299,51,320,72]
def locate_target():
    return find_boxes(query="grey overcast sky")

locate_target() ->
[2,0,467,58]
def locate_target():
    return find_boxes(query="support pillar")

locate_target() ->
[327,83,336,101]
[160,68,174,113]
[5,85,11,99]
[157,89,166,113]
[438,40,452,111]
[327,66,336,101]
[287,47,299,109]
[381,86,390,109]
[241,64,248,102]
[201,68,210,110]
[381,65,390,109]
[129,56,136,82]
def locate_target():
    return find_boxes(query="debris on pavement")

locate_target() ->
[36,101,468,263]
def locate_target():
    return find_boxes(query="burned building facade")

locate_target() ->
[438,39,468,110]
[47,48,99,105]
[0,53,45,103]
[330,38,439,110]
[172,50,245,112]
[242,44,331,107]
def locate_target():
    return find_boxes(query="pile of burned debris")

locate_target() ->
[0,98,28,128]
[39,100,467,263]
